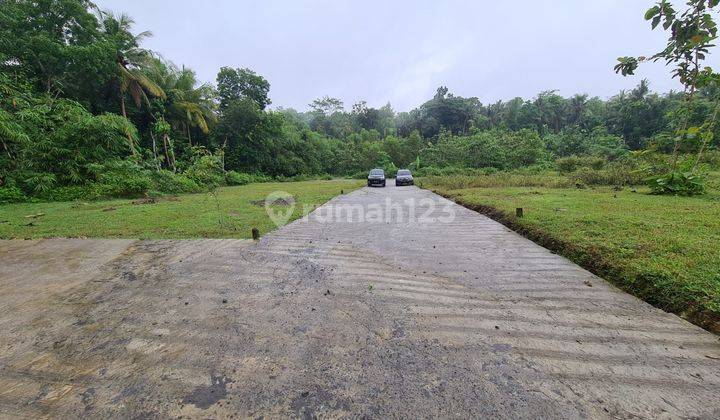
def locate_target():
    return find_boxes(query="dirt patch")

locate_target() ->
[435,189,720,334]
[132,197,157,205]
[132,196,180,205]
[250,197,295,207]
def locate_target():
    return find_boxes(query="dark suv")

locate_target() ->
[395,169,414,186]
[367,168,386,187]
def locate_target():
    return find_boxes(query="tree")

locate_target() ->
[615,0,720,194]
[309,96,344,116]
[146,58,215,146]
[415,87,481,137]
[216,67,271,110]
[0,0,115,102]
[99,12,165,121]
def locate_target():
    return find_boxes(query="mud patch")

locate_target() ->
[182,373,233,409]
[132,196,180,205]
[250,197,295,207]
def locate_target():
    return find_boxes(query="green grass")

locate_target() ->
[0,179,363,239]
[426,173,720,332]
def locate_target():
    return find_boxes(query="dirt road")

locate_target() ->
[1,181,719,418]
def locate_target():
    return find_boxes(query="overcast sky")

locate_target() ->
[95,0,719,112]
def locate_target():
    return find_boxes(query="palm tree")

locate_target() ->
[568,94,589,128]
[98,12,165,153]
[169,67,216,145]
[146,58,215,146]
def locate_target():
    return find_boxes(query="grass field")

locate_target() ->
[0,179,363,239]
[426,173,720,332]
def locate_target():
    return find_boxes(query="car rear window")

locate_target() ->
[397,170,411,176]
[370,169,384,175]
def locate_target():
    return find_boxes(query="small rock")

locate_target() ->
[494,326,500,330]
[584,280,593,287]
[222,299,228,304]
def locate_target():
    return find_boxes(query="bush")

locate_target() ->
[0,186,27,204]
[87,160,153,198]
[225,171,254,186]
[21,172,57,194]
[349,170,369,180]
[568,166,645,186]
[556,155,607,173]
[647,171,706,196]
[414,166,484,177]
[703,149,720,169]
[38,185,102,202]
[425,172,573,190]
[186,155,225,188]
[151,170,202,194]
[568,159,647,186]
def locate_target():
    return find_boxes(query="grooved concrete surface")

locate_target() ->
[0,181,719,418]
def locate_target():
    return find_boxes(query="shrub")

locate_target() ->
[151,170,202,194]
[38,185,102,202]
[647,171,706,196]
[186,155,225,188]
[556,155,607,173]
[425,172,573,190]
[414,166,484,177]
[569,166,644,186]
[0,186,27,204]
[225,171,254,186]
[349,170,369,180]
[280,174,312,182]
[21,172,57,194]
[251,173,273,183]
[556,156,580,173]
[87,160,153,198]
[703,149,720,169]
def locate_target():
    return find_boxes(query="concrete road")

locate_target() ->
[1,180,719,418]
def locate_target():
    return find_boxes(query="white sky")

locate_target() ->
[95,0,719,111]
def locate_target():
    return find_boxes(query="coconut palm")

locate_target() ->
[169,69,216,145]
[99,12,166,121]
[145,57,216,146]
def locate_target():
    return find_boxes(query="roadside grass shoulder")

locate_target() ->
[425,174,720,332]
[0,179,363,239]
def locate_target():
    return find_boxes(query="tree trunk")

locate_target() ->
[163,133,176,172]
[221,136,228,170]
[186,123,193,146]
[162,134,171,168]
[150,132,161,171]
[119,91,137,155]
[120,91,127,119]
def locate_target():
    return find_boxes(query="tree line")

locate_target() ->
[1,0,718,202]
